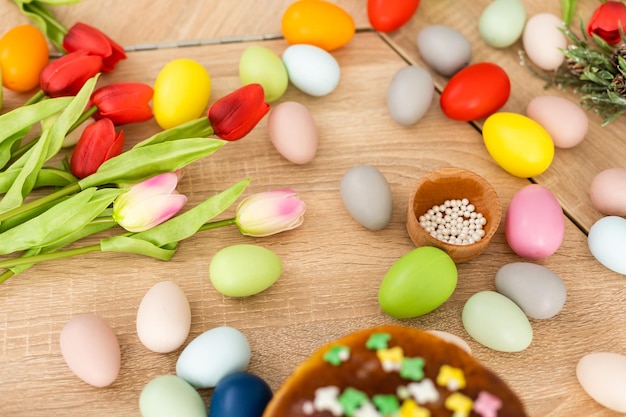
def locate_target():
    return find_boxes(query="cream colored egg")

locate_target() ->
[136,281,191,353]
[268,101,318,164]
[577,352,626,413]
[526,96,588,148]
[522,13,567,70]
[590,168,626,216]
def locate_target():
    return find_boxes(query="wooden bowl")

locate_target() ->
[406,167,502,263]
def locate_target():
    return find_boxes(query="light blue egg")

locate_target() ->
[282,44,340,97]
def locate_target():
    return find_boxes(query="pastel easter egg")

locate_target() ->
[588,216,626,275]
[136,280,191,353]
[281,0,355,51]
[268,101,318,164]
[416,25,472,76]
[139,375,207,417]
[282,44,340,97]
[483,112,554,177]
[505,184,565,259]
[479,0,526,48]
[577,352,626,413]
[60,314,120,387]
[340,164,393,230]
[176,326,251,388]
[522,13,567,70]
[495,262,567,319]
[589,168,626,216]
[387,66,434,126]
[368,0,420,33]
[440,63,510,121]
[210,372,273,417]
[210,244,282,297]
[379,246,458,319]
[239,46,288,102]
[462,290,533,352]
[153,58,211,129]
[526,96,588,148]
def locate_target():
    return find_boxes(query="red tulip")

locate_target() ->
[208,83,270,141]
[63,22,127,72]
[587,1,626,45]
[70,118,125,179]
[40,50,102,98]
[91,82,154,125]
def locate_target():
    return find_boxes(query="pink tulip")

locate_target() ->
[113,172,187,232]
[235,189,306,237]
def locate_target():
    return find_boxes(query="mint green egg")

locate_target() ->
[378,246,457,318]
[479,0,526,48]
[209,244,282,297]
[139,375,206,417]
[239,45,288,102]
[462,291,533,352]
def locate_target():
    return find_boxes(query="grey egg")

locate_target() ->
[387,66,434,126]
[340,165,393,231]
[416,25,472,77]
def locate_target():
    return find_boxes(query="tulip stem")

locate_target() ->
[198,217,237,231]
[24,90,45,106]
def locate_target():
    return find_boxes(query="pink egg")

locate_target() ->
[60,314,121,387]
[268,101,318,164]
[526,96,588,148]
[590,168,626,216]
[505,184,564,259]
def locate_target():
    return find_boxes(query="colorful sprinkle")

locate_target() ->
[436,365,466,391]
[399,399,431,417]
[473,391,503,417]
[324,345,351,366]
[400,357,425,381]
[339,388,368,416]
[354,402,382,417]
[313,386,343,416]
[366,332,391,350]
[444,392,473,417]
[377,346,404,371]
[373,394,400,415]
[406,379,439,404]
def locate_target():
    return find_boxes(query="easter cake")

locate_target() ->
[262,325,527,417]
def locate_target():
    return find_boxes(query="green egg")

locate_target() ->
[479,0,526,48]
[239,45,289,102]
[139,375,207,417]
[378,246,458,319]
[209,244,282,297]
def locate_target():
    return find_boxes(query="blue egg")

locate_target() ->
[209,372,273,417]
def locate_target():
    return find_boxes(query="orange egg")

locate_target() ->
[281,0,355,51]
[0,25,49,92]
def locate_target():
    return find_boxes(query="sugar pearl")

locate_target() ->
[418,198,487,246]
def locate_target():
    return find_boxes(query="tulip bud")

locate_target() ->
[40,50,103,98]
[208,83,270,141]
[63,22,127,72]
[113,172,188,232]
[235,189,306,237]
[91,82,154,125]
[587,1,626,45]
[69,118,124,178]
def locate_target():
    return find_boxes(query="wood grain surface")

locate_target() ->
[1,1,625,416]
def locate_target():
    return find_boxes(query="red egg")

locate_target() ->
[367,0,420,33]
[440,62,510,121]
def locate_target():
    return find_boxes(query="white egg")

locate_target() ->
[577,352,626,413]
[283,44,340,97]
[522,13,567,70]
[136,281,191,353]
[588,216,626,275]
[176,326,251,388]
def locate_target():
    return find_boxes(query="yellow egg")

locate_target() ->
[153,58,211,129]
[482,112,554,178]
[281,0,355,51]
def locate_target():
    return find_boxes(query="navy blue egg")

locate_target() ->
[209,372,273,417]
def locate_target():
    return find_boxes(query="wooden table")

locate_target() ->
[1,1,625,416]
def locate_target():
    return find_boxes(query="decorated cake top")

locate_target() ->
[262,325,527,417]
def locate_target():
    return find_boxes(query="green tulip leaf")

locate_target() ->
[135,117,214,148]
[100,236,177,261]
[79,137,226,189]
[12,0,68,52]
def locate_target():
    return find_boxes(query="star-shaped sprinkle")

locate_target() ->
[366,332,391,350]
[313,386,343,416]
[473,391,502,417]
[339,388,368,417]
[373,394,400,415]
[377,346,404,371]
[324,345,350,366]
[407,379,439,404]
[399,399,431,417]
[400,357,425,381]
[436,365,466,391]
[354,401,382,417]
[444,392,473,417]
